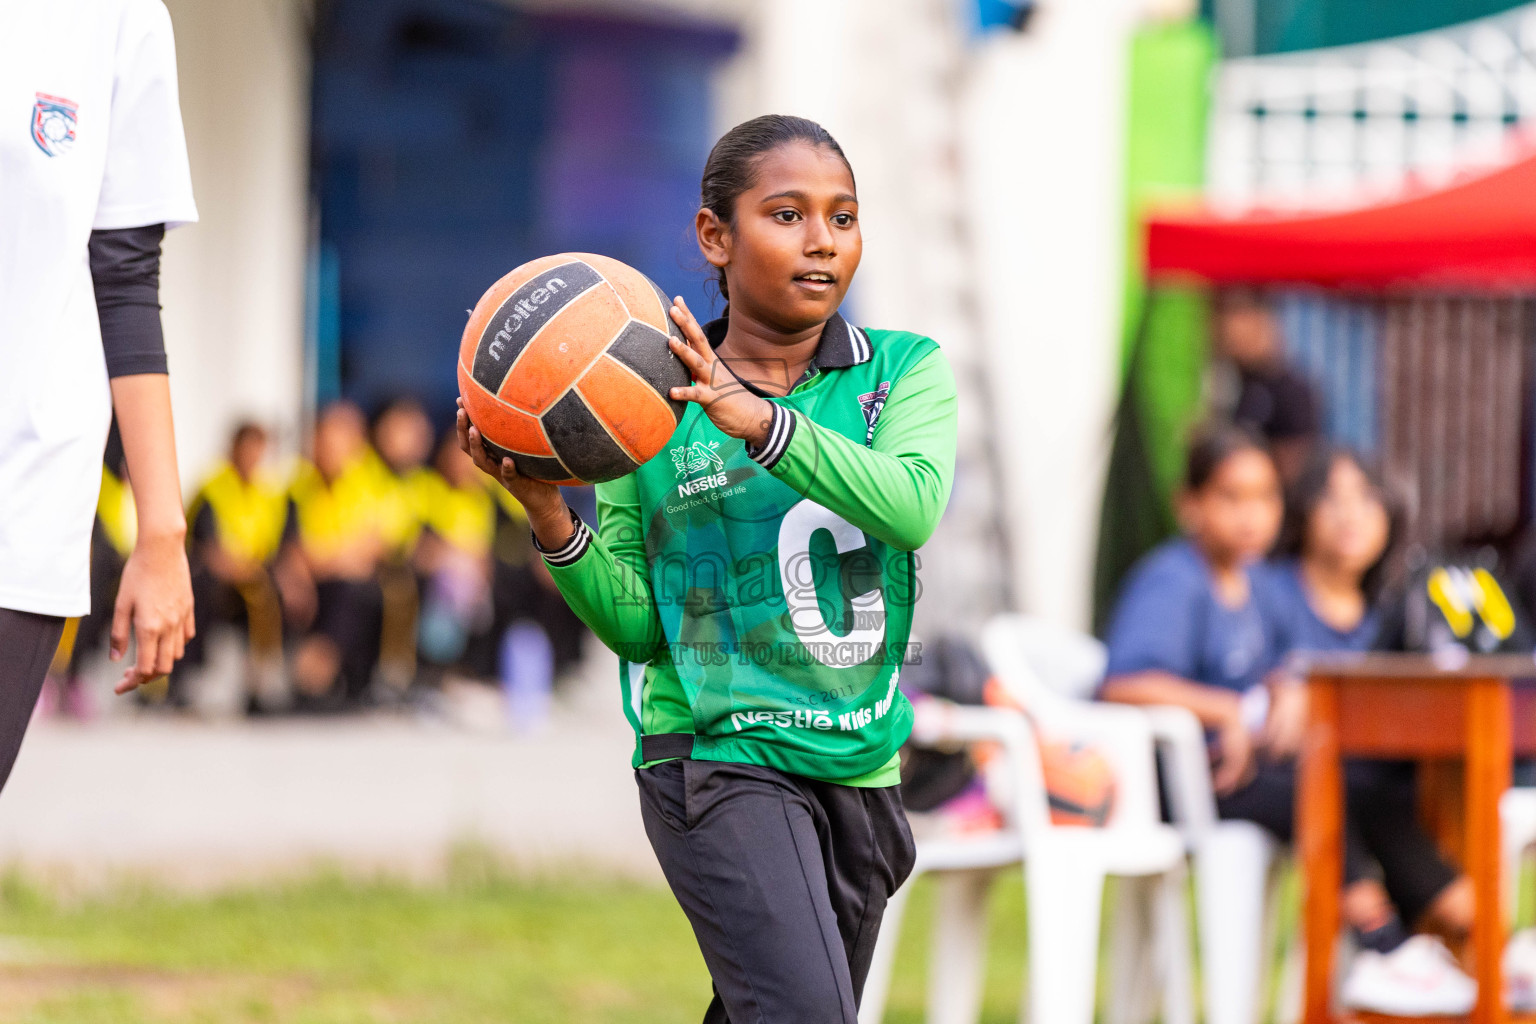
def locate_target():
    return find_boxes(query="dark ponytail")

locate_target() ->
[699,114,854,304]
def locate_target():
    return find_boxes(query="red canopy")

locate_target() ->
[1145,153,1536,290]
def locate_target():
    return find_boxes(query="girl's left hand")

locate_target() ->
[667,296,776,449]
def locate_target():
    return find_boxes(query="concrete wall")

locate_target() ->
[159,0,311,487]
[961,1,1150,630]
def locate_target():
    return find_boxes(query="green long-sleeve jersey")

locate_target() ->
[540,314,958,786]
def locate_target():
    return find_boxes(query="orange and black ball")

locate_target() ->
[458,253,690,484]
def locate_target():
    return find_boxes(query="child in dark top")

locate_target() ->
[1102,429,1476,1016]
[1268,447,1478,1014]
[1209,288,1319,484]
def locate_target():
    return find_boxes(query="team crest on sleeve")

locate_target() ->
[31,93,78,157]
[858,381,891,445]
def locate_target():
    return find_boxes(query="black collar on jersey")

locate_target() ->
[700,311,872,396]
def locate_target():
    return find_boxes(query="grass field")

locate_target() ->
[0,851,1035,1024]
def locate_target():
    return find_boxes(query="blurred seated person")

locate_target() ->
[274,401,386,709]
[1267,446,1486,1014]
[414,435,494,677]
[367,396,438,695]
[369,396,436,553]
[1209,287,1319,483]
[479,476,586,731]
[179,422,288,711]
[1099,425,1478,1017]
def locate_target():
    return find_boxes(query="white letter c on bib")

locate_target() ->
[777,501,885,668]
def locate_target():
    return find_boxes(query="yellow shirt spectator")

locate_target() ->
[97,466,137,559]
[287,455,389,569]
[187,460,287,567]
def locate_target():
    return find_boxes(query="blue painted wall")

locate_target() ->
[310,0,739,423]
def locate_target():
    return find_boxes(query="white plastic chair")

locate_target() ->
[859,643,1194,1024]
[1148,703,1292,1024]
[857,702,1034,1024]
[985,612,1292,1024]
[1501,788,1536,924]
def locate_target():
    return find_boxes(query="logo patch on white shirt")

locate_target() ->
[31,93,77,156]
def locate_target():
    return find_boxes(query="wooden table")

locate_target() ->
[1300,653,1536,1024]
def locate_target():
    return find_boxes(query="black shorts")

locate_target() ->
[636,757,916,1024]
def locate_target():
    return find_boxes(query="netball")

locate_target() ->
[458,253,690,485]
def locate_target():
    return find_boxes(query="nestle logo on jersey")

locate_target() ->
[488,277,568,361]
[730,709,833,732]
[678,472,728,497]
[671,441,727,497]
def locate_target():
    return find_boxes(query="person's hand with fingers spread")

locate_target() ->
[666,296,778,450]
[455,398,574,552]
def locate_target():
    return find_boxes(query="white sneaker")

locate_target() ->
[1340,935,1477,1017]
[1505,928,1536,1010]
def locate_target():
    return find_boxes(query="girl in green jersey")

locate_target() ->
[459,114,958,1023]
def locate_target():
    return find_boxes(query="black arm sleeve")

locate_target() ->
[88,223,168,378]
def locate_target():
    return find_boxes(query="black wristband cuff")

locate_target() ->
[532,505,591,567]
[745,404,794,470]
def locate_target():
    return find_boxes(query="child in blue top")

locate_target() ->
[1101,424,1288,795]
[1269,445,1390,655]
[1102,430,1477,1016]
[1267,447,1475,1014]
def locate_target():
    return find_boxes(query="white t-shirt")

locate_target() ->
[0,0,197,617]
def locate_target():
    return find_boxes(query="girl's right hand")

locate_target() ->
[456,400,573,551]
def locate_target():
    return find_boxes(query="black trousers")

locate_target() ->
[183,571,247,669]
[636,758,916,1024]
[312,578,383,702]
[0,607,67,794]
[1218,759,1459,925]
